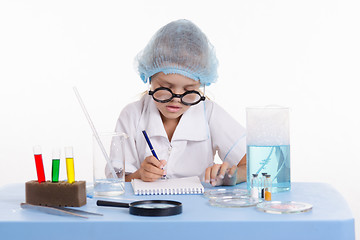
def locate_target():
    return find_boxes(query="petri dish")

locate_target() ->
[256,201,313,214]
[209,195,260,208]
[204,188,250,199]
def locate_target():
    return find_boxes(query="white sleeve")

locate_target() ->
[208,102,246,166]
[112,104,141,175]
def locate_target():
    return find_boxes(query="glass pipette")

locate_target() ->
[73,87,117,179]
[255,146,275,175]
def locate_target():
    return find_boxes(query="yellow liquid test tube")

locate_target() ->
[65,146,75,184]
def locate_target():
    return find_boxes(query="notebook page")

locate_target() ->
[131,176,204,195]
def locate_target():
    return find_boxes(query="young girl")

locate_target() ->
[114,19,246,186]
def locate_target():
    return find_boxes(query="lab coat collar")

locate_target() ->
[144,96,208,142]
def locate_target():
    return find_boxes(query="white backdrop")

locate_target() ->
[1,0,359,237]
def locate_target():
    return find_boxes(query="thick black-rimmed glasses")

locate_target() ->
[149,87,205,106]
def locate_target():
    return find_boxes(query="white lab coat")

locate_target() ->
[113,95,246,181]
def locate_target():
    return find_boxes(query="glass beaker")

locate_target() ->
[93,132,127,196]
[246,107,290,193]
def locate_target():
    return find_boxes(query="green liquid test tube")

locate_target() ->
[52,148,61,183]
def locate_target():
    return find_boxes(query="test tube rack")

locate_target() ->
[25,180,86,207]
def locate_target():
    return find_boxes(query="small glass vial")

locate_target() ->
[265,174,272,201]
[261,172,267,198]
[250,174,259,199]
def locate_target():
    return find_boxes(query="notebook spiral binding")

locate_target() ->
[131,176,205,195]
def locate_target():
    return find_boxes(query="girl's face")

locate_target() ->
[150,72,201,122]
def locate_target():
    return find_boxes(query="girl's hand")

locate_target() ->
[138,156,166,182]
[205,162,237,186]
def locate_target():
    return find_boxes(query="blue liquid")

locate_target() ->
[247,145,290,193]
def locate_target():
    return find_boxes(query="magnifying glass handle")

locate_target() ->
[97,200,130,208]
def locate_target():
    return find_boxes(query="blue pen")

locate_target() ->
[142,130,166,179]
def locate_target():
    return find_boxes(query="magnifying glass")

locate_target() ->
[97,200,182,217]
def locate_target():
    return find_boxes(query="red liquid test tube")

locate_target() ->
[33,145,46,183]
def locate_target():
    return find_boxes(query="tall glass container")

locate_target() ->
[93,132,127,196]
[246,107,290,193]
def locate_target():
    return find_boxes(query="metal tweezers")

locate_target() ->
[20,203,103,219]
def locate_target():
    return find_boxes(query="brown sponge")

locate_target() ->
[25,180,86,207]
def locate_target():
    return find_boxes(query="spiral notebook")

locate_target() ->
[131,176,204,195]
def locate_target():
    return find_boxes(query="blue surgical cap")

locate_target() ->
[135,19,219,86]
